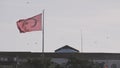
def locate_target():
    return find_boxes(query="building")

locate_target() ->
[55,45,79,53]
[53,45,120,68]
[0,45,120,68]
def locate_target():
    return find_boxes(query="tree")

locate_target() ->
[27,56,52,68]
[66,56,101,68]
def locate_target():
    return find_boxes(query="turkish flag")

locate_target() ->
[17,14,42,33]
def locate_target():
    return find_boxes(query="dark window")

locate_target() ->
[111,64,117,68]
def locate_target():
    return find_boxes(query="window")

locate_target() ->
[111,64,117,68]
[0,57,8,61]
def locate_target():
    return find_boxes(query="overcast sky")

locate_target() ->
[0,0,120,53]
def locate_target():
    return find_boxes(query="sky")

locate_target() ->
[0,0,120,53]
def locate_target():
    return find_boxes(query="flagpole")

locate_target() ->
[42,10,45,68]
[81,29,83,52]
[42,10,45,53]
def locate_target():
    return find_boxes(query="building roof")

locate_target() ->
[55,45,79,53]
[0,52,120,60]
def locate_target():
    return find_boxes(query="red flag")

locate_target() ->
[17,14,42,33]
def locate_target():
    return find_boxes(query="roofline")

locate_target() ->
[0,52,120,60]
[55,45,79,52]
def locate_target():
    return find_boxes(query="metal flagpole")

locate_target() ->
[42,10,45,53]
[42,10,45,68]
[81,29,83,52]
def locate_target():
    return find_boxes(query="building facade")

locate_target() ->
[0,45,120,68]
